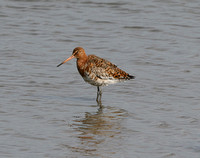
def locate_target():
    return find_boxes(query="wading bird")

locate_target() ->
[57,47,134,105]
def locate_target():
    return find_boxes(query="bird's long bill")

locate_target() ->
[57,55,75,67]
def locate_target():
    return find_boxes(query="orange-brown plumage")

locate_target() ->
[57,47,135,103]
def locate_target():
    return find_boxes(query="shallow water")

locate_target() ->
[1,0,200,157]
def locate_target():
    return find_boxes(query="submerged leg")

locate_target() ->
[96,86,102,103]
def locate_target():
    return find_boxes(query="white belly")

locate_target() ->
[82,73,120,87]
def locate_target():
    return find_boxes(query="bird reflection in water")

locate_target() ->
[67,106,128,156]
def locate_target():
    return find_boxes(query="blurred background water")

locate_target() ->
[1,0,200,157]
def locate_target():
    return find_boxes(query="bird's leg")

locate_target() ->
[96,86,103,108]
[96,86,100,101]
[96,86,102,103]
[99,86,102,101]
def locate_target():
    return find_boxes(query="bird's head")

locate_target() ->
[57,47,86,67]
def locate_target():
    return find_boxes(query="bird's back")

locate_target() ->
[82,55,134,86]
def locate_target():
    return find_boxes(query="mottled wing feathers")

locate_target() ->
[85,55,133,80]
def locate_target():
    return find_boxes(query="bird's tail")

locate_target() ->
[128,75,135,79]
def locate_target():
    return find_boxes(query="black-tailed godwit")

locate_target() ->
[57,47,135,104]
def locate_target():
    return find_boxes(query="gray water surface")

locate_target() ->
[1,0,200,157]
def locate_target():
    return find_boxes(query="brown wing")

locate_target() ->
[85,55,133,80]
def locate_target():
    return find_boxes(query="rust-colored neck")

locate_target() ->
[76,53,88,77]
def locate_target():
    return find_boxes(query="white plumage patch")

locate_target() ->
[83,72,122,87]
